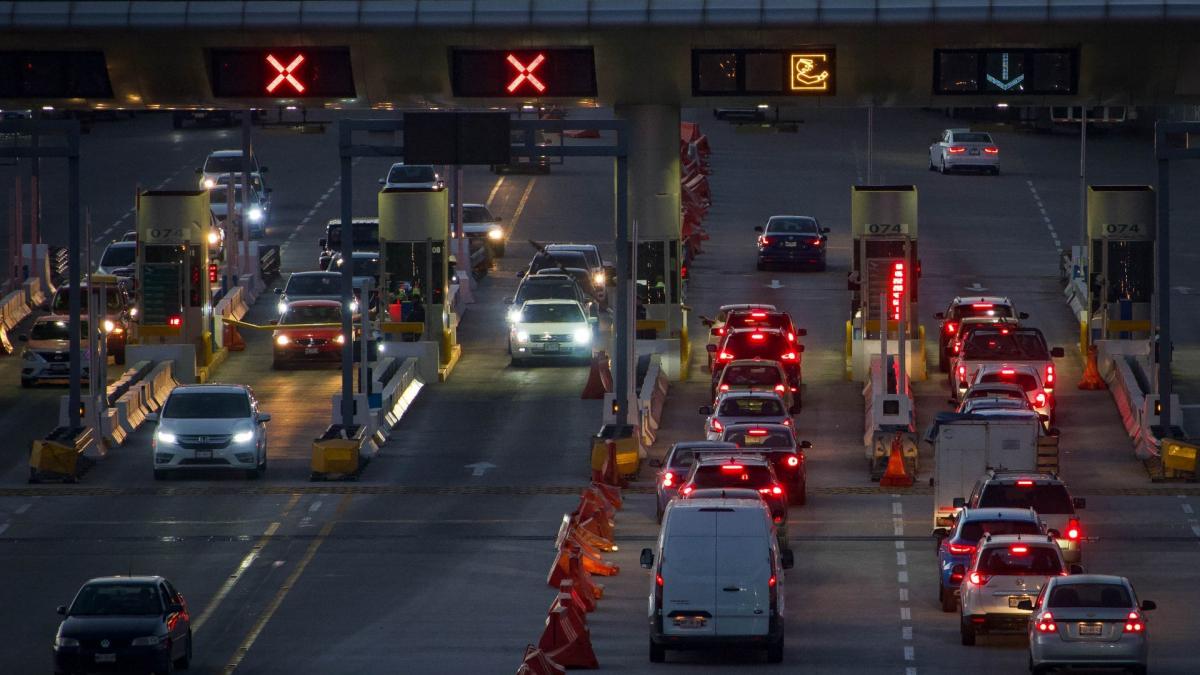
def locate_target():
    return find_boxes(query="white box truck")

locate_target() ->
[926,410,1058,529]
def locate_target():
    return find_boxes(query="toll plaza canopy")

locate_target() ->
[2,0,1200,107]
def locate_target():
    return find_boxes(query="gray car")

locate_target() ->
[649,441,737,522]
[699,390,792,441]
[1026,575,1153,675]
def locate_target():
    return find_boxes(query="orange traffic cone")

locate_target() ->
[516,645,566,675]
[224,323,246,352]
[540,601,588,651]
[1079,344,1106,390]
[557,580,594,615]
[590,481,623,511]
[566,530,619,577]
[879,433,914,487]
[541,607,600,669]
[580,352,609,399]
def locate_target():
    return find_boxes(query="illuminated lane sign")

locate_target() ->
[934,49,1077,96]
[450,48,597,98]
[209,48,355,98]
[692,48,836,96]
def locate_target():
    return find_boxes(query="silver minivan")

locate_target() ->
[641,497,792,663]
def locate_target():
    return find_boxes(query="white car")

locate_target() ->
[198,149,266,191]
[379,163,444,190]
[969,363,1054,423]
[149,384,271,480]
[929,128,1000,175]
[1026,575,1153,675]
[509,299,595,365]
[699,390,792,440]
[454,203,507,257]
[19,315,92,387]
[96,241,136,276]
[959,533,1072,645]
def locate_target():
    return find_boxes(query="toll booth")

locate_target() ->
[1087,186,1155,343]
[377,187,455,381]
[135,191,213,355]
[848,185,924,381]
[636,238,683,332]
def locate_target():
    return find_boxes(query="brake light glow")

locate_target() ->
[718,351,734,361]
[711,326,726,337]
[662,472,675,488]
[1124,612,1144,632]
[968,571,990,585]
[1000,368,1016,375]
[957,365,966,380]
[759,236,775,247]
[774,384,786,393]
[768,575,777,588]
[758,485,784,495]
[751,311,767,318]
[971,303,994,309]
[710,419,724,433]
[1037,612,1057,632]
[983,146,999,155]
[1034,392,1047,406]
[786,455,800,467]
[780,351,798,361]
[748,429,768,436]
[1017,479,1034,486]
[719,384,730,392]
[750,333,765,341]
[1010,545,1029,554]
[656,574,664,587]
[787,332,795,342]
[948,146,967,154]
[721,464,745,471]
[1045,364,1055,386]
[945,321,958,334]
[947,543,976,555]
[681,486,694,496]
[1066,518,1081,541]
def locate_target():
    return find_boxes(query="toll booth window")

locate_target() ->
[1106,240,1153,304]
[669,240,680,304]
[384,242,444,306]
[936,52,979,92]
[327,222,378,248]
[694,52,739,93]
[637,241,667,304]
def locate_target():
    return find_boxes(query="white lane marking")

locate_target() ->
[896,552,907,567]
[0,523,9,537]
[900,607,911,621]
[898,588,909,602]
[309,501,322,513]
[904,646,914,661]
[895,540,905,550]
[193,522,280,632]
[1026,182,1059,250]
[902,626,913,640]
[897,570,908,584]
[906,669,917,675]
[14,502,31,515]
[485,175,506,207]
[507,177,537,239]
[1191,523,1200,538]
[893,519,904,536]
[892,502,903,515]
[1182,503,1194,515]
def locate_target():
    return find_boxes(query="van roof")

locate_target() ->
[663,497,772,536]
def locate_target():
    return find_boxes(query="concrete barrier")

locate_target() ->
[22,277,45,308]
[1098,341,1185,460]
[127,344,197,383]
[0,289,31,333]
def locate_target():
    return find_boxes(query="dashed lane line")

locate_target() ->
[485,175,506,207]
[893,495,915,675]
[507,177,537,240]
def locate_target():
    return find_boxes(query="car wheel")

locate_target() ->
[940,586,957,612]
[154,469,169,481]
[928,155,936,171]
[960,617,977,646]
[939,157,947,174]
[649,639,665,663]
[175,631,192,670]
[766,636,784,663]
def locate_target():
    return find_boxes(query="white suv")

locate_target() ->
[960,533,1073,645]
[149,385,271,480]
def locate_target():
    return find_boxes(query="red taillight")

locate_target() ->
[944,321,958,334]
[780,351,798,361]
[747,429,768,436]
[774,384,786,393]
[1123,611,1144,633]
[787,332,795,342]
[681,486,694,496]
[662,472,675,488]
[710,419,724,433]
[983,146,999,155]
[1010,545,1029,554]
[1066,518,1081,541]
[721,464,744,471]
[1045,364,1055,386]
[760,236,775,246]
[1034,392,1047,406]
[719,384,730,392]
[786,455,799,467]
[1000,368,1016,375]
[968,571,990,585]
[957,365,966,380]
[1037,612,1057,632]
[168,315,182,328]
[948,145,967,154]
[768,575,777,588]
[718,351,734,361]
[971,303,994,309]
[1017,479,1034,486]
[947,543,976,555]
[773,515,782,524]
[656,574,664,587]
[751,311,767,318]
[772,485,783,495]
[750,332,765,341]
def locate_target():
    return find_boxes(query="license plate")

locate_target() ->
[50,364,68,372]
[304,347,318,355]
[673,616,707,629]
[95,654,116,663]
[969,148,980,155]
[195,450,212,459]
[784,241,798,247]
[543,342,560,352]
[1078,623,1103,636]
[1009,596,1032,608]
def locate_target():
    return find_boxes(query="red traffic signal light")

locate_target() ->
[168,315,182,328]
[208,263,219,283]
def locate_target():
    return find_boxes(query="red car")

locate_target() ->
[272,300,346,369]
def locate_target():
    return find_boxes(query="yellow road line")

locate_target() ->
[220,495,352,674]
[194,521,280,633]
[508,177,537,238]
[484,175,506,207]
[279,494,302,517]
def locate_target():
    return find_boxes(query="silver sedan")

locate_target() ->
[699,391,792,441]
[1026,574,1153,675]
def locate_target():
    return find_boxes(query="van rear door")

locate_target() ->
[714,512,772,637]
[661,511,717,637]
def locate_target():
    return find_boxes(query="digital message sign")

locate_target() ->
[692,48,836,96]
[934,49,1077,96]
[450,48,597,98]
[0,51,113,98]
[209,48,356,98]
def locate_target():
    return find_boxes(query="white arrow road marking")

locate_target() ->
[767,279,784,289]
[965,282,988,292]
[466,462,497,477]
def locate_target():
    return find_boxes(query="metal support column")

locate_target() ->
[614,154,632,426]
[67,131,82,429]
[1079,111,1088,252]
[1156,147,1173,432]
[241,111,253,276]
[339,129,355,429]
[867,104,875,184]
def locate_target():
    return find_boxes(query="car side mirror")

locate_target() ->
[648,458,662,468]
[1073,497,1086,509]
[1141,600,1156,611]
[706,344,717,353]
[796,328,807,337]
[952,497,966,509]
[257,412,272,423]
[780,549,794,570]
[377,178,386,185]
[167,603,184,615]
[1051,347,1065,358]
[516,270,525,278]
[799,440,812,449]
[820,227,830,234]
[1019,312,1030,319]
[639,548,654,569]
[1069,563,1084,575]
[1047,427,1061,437]
[699,316,714,327]
[56,605,67,616]
[273,288,282,295]
[934,312,945,320]
[145,412,159,422]
[698,405,712,415]
[18,334,28,342]
[754,226,764,233]
[1016,599,1034,611]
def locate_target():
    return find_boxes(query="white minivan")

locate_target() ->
[641,497,792,663]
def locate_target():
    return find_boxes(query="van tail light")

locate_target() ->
[1010,545,1029,554]
[718,351,734,362]
[780,351,798,361]
[785,455,800,467]
[983,146,999,155]
[768,574,777,588]
[750,332,766,341]
[1123,611,1144,633]
[758,485,784,496]
[661,472,675,488]
[1000,368,1016,375]
[681,486,694,496]
[719,384,730,392]
[747,429,768,436]
[1017,479,1034,486]
[944,321,958,335]
[711,326,725,337]
[968,571,991,586]
[751,311,767,319]
[774,384,786,393]
[710,419,724,433]
[1035,392,1047,406]
[721,464,745,471]
[1045,364,1055,387]
[1066,518,1081,541]
[947,542,976,555]
[1036,612,1057,632]
[957,365,967,382]
[656,574,664,587]
[948,146,967,154]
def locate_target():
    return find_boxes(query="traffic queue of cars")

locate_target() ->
[506,244,609,367]
[641,304,809,663]
[930,296,1154,673]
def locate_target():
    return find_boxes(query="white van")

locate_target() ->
[641,497,793,663]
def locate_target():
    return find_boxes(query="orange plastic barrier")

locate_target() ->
[516,645,566,675]
[540,607,599,669]
[879,434,914,487]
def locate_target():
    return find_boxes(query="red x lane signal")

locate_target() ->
[265,53,305,94]
[506,53,546,94]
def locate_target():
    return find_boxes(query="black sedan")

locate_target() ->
[755,215,829,271]
[54,576,192,674]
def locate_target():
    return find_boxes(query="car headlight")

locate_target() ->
[275,335,289,346]
[207,230,220,246]
[130,307,138,318]
[55,637,79,648]
[156,431,177,445]
[516,330,530,343]
[573,327,592,344]
[130,636,162,647]
[103,319,115,333]
[335,334,345,345]
[487,228,504,241]
[592,272,606,286]
[22,349,40,362]
[248,207,264,223]
[277,301,288,314]
[349,299,359,313]
[233,430,254,444]
[506,308,521,323]
[203,178,215,189]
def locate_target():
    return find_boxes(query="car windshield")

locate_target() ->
[953,132,993,143]
[951,303,1014,320]
[461,206,494,223]
[977,484,1074,514]
[31,320,89,340]
[70,583,161,616]
[335,256,378,277]
[726,332,790,357]
[163,392,251,419]
[1048,584,1132,608]
[962,331,1050,360]
[52,289,124,314]
[283,305,341,324]
[767,217,819,234]
[100,245,135,269]
[327,223,378,248]
[286,275,340,295]
[724,429,793,448]
[530,252,589,274]
[719,397,784,417]
[517,282,578,303]
[958,520,1042,541]
[977,546,1063,575]
[205,155,255,174]
[549,247,601,269]
[980,372,1039,392]
[387,165,435,183]
[690,464,774,488]
[520,303,584,323]
[722,365,782,387]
